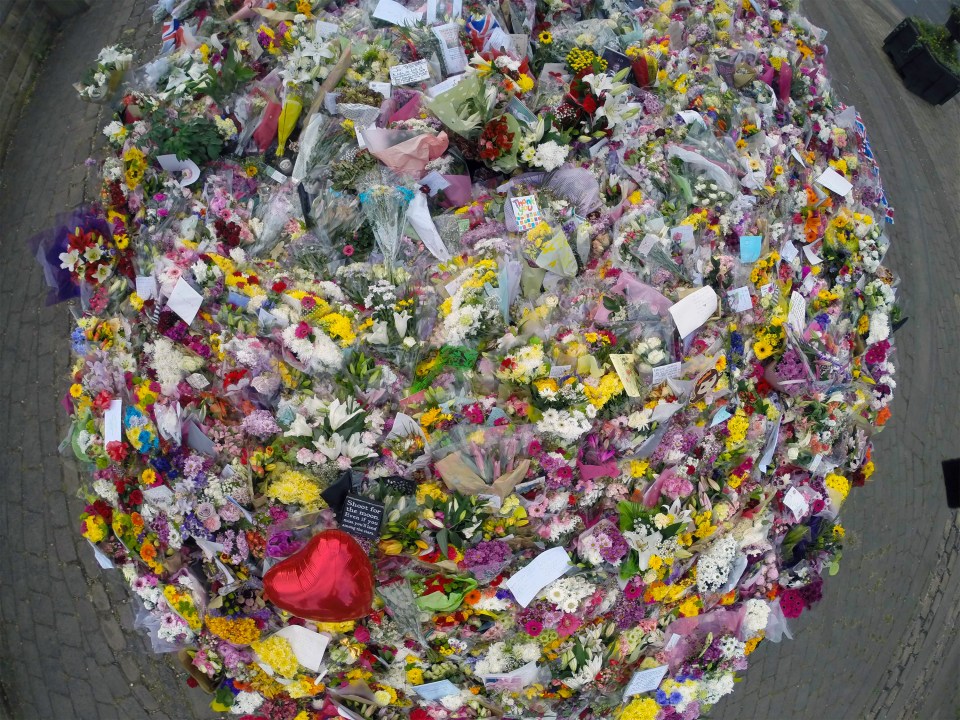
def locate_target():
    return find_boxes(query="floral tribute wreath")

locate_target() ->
[41,0,899,718]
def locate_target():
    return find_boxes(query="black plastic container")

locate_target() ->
[883,18,960,105]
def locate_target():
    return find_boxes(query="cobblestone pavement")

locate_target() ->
[0,1,957,719]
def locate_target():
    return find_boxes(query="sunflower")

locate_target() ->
[753,339,773,360]
[538,30,553,44]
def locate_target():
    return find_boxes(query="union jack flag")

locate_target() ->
[161,18,183,53]
[466,13,499,49]
[850,108,895,224]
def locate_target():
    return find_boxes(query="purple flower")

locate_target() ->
[241,409,280,440]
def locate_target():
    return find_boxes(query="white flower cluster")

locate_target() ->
[148,336,204,395]
[692,177,732,207]
[547,513,583,542]
[230,691,264,714]
[741,598,771,639]
[536,408,592,443]
[696,534,739,594]
[474,639,540,677]
[869,360,897,411]
[530,140,570,172]
[634,335,668,372]
[280,323,343,374]
[700,672,735,705]
[543,575,596,612]
[495,343,547,384]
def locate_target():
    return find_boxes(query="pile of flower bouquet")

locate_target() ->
[39,0,899,718]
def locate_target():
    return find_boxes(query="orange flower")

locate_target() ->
[131,512,144,530]
[876,407,891,426]
[140,542,157,562]
[463,589,482,606]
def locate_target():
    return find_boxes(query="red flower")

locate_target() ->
[271,281,287,293]
[581,94,598,114]
[128,489,143,506]
[106,441,128,462]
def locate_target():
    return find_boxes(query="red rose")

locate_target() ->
[128,489,143,506]
[581,94,598,114]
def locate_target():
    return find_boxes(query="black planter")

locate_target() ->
[884,19,922,70]
[884,18,960,105]
[947,5,960,43]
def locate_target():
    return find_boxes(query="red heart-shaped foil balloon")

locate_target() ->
[263,529,374,622]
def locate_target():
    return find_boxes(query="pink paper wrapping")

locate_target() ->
[577,460,620,481]
[365,129,449,180]
[663,606,746,670]
[609,271,674,315]
[389,95,422,123]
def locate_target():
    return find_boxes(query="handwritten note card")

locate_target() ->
[372,0,422,26]
[166,277,203,325]
[432,24,468,75]
[610,354,641,397]
[788,291,806,333]
[815,168,852,197]
[624,665,669,697]
[389,59,431,85]
[783,486,809,522]
[505,546,572,607]
[135,276,157,300]
[651,362,682,384]
[727,286,752,312]
[669,286,718,339]
[273,626,330,672]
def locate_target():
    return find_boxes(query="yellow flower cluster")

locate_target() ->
[752,320,784,360]
[583,372,624,409]
[266,469,324,508]
[251,635,300,679]
[416,482,448,505]
[81,515,108,543]
[694,510,717,540]
[824,472,851,501]
[678,595,701,617]
[726,411,749,448]
[123,147,147,189]
[749,251,779,285]
[419,406,452,435]
[566,47,606,72]
[482,495,528,538]
[205,614,261,644]
[320,311,356,347]
[620,697,659,720]
[163,585,202,631]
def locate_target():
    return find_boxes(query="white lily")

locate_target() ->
[284,414,313,437]
[327,397,363,431]
[59,248,80,271]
